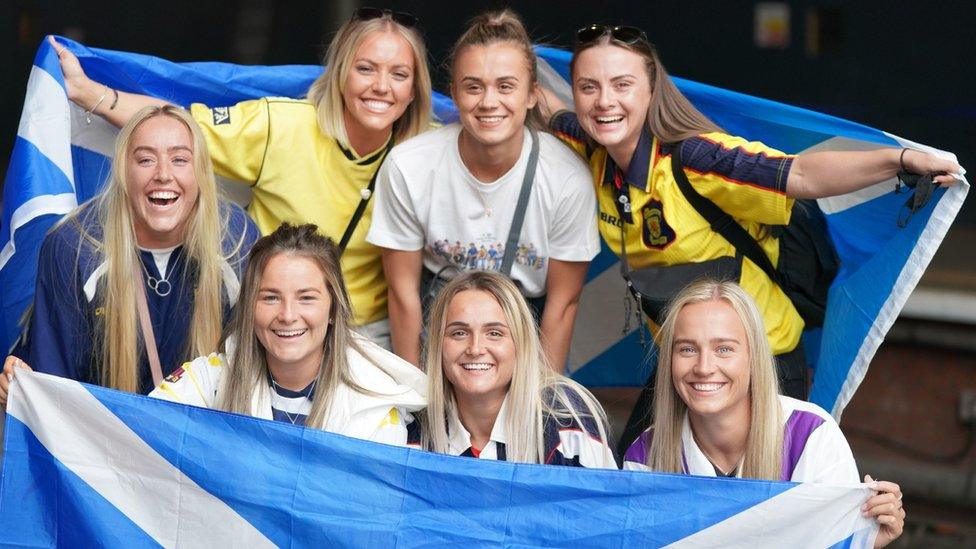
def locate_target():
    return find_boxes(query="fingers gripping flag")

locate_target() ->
[2,370,877,547]
[0,38,968,420]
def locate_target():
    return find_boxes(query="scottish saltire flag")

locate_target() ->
[1,370,876,547]
[0,38,968,419]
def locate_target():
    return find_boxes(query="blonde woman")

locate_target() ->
[368,10,599,370]
[149,224,426,444]
[48,7,433,348]
[421,270,615,467]
[622,279,905,547]
[1,106,258,402]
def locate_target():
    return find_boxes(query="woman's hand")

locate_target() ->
[48,35,99,108]
[863,474,906,548]
[901,148,964,186]
[0,356,33,408]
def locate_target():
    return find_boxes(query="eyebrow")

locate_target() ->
[355,58,413,70]
[574,74,638,84]
[460,75,520,84]
[445,320,509,329]
[132,145,193,154]
[673,337,740,345]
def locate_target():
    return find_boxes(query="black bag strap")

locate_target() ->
[671,140,782,285]
[499,127,540,276]
[337,138,395,255]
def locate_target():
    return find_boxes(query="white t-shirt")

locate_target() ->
[367,124,600,297]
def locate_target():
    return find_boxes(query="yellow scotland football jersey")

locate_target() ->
[552,112,802,355]
[191,98,389,325]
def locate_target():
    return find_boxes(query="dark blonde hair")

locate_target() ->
[218,223,370,427]
[571,32,722,143]
[448,9,544,130]
[307,13,432,147]
[648,279,783,480]
[422,271,611,464]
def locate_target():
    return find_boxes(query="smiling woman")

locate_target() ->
[0,106,259,402]
[419,270,615,467]
[48,7,433,348]
[368,9,600,373]
[622,279,907,548]
[148,223,427,442]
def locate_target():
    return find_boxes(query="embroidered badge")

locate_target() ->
[212,107,231,125]
[641,199,675,249]
[164,364,187,383]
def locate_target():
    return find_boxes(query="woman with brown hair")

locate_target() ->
[543,24,962,451]
[48,7,433,348]
[368,10,599,371]
[149,223,426,443]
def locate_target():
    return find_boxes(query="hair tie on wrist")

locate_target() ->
[899,148,911,173]
[109,88,119,110]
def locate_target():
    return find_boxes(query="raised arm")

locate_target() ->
[382,249,425,367]
[786,147,962,199]
[50,36,167,128]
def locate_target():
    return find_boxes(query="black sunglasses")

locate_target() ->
[352,7,419,29]
[575,24,648,46]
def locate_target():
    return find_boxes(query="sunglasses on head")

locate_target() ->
[352,7,419,29]
[575,24,648,46]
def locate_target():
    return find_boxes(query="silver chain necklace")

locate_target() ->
[270,376,317,425]
[141,260,172,297]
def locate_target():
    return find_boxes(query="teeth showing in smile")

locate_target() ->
[273,329,308,338]
[477,116,504,123]
[596,115,624,124]
[148,190,179,205]
[462,363,493,371]
[691,382,724,392]
[363,100,392,112]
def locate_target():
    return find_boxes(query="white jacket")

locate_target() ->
[149,334,427,446]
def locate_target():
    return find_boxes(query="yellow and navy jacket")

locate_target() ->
[15,202,258,394]
[190,98,390,326]
[551,112,802,354]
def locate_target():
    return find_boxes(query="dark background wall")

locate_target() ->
[3,1,973,223]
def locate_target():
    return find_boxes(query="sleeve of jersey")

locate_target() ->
[792,417,860,484]
[548,111,591,159]
[365,406,410,446]
[149,354,223,409]
[189,99,270,185]
[25,229,91,381]
[365,157,426,251]
[222,203,261,274]
[621,429,653,471]
[547,152,600,262]
[680,135,795,225]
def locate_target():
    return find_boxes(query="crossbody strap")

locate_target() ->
[133,260,164,387]
[499,127,540,276]
[337,139,395,255]
[670,140,781,284]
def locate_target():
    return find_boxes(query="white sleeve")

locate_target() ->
[792,418,860,484]
[365,157,426,251]
[546,153,600,262]
[363,406,411,447]
[148,353,224,409]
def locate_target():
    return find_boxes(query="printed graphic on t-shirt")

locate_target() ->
[428,237,546,273]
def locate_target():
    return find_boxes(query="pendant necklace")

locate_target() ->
[270,376,317,425]
[141,256,173,297]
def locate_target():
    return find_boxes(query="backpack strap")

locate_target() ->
[337,138,395,255]
[670,139,781,285]
[499,127,540,276]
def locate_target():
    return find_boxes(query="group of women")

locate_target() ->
[1,6,961,546]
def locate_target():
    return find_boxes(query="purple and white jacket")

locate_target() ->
[623,396,859,483]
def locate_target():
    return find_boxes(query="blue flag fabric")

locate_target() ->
[0,38,968,419]
[1,370,877,547]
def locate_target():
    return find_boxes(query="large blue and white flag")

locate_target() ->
[0,38,967,419]
[1,370,877,547]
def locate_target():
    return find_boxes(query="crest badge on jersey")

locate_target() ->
[641,199,674,249]
[212,107,231,125]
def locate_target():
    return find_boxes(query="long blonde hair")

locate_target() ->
[647,279,783,480]
[571,32,722,143]
[69,105,229,392]
[217,223,370,427]
[306,12,431,148]
[422,271,611,464]
[448,9,544,130]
